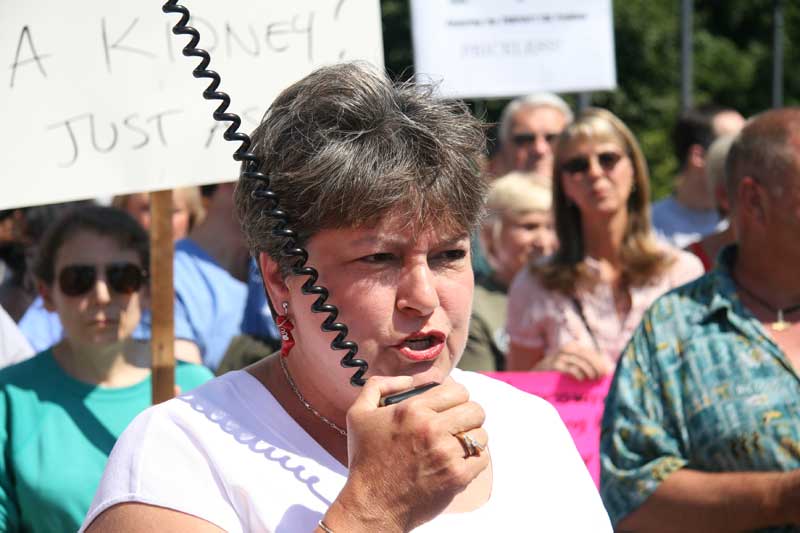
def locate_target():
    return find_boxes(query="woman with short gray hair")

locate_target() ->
[83,63,610,532]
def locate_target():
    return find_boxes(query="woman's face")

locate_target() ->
[124,192,191,241]
[491,210,557,281]
[41,230,146,349]
[559,139,635,217]
[272,212,474,406]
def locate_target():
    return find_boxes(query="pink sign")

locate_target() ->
[482,372,612,486]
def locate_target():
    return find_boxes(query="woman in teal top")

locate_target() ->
[0,205,213,532]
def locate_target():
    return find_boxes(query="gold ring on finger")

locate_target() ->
[457,432,484,458]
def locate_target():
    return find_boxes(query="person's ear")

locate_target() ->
[688,144,706,169]
[737,176,767,226]
[715,182,730,215]
[38,279,57,312]
[258,252,289,309]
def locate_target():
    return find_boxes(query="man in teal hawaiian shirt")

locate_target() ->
[601,108,800,532]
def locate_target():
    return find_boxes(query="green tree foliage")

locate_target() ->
[380,0,798,200]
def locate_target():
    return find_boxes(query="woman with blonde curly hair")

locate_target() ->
[506,108,703,379]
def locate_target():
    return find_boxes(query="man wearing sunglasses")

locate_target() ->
[601,107,800,531]
[472,94,571,280]
[496,93,573,180]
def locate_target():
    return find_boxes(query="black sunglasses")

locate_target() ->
[58,262,147,297]
[511,132,560,147]
[561,151,624,174]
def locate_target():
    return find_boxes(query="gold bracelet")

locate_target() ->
[318,519,335,533]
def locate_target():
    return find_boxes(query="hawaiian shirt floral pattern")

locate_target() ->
[600,246,800,531]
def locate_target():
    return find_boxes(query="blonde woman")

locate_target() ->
[111,186,205,241]
[459,173,557,371]
[506,108,703,379]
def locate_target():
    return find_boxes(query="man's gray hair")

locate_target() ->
[498,93,574,145]
[235,62,488,276]
[726,107,800,207]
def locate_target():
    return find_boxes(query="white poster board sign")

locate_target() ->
[410,0,616,99]
[1,0,384,210]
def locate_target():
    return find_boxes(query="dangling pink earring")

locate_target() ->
[276,301,295,357]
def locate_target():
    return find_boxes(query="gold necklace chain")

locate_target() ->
[279,355,347,437]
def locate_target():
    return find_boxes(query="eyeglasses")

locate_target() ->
[511,132,560,147]
[561,151,624,174]
[58,263,147,297]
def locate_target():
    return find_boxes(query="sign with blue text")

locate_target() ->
[410,0,616,99]
[1,0,383,209]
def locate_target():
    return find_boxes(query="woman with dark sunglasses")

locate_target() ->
[0,205,213,533]
[506,108,703,379]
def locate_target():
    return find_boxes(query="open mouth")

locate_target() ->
[405,337,435,350]
[397,331,446,361]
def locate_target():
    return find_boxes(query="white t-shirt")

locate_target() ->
[82,369,611,532]
[651,196,726,249]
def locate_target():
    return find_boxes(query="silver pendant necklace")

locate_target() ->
[279,355,347,437]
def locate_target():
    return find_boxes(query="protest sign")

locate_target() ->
[1,0,383,210]
[483,371,613,485]
[410,0,616,98]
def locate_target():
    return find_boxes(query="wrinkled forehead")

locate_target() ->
[513,105,568,132]
[308,175,481,238]
[349,204,473,243]
[305,212,471,262]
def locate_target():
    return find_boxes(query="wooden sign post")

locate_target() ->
[149,189,175,404]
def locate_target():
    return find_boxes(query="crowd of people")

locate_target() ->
[0,60,798,531]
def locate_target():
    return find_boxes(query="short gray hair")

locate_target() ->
[235,62,488,275]
[726,107,800,207]
[498,93,573,145]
